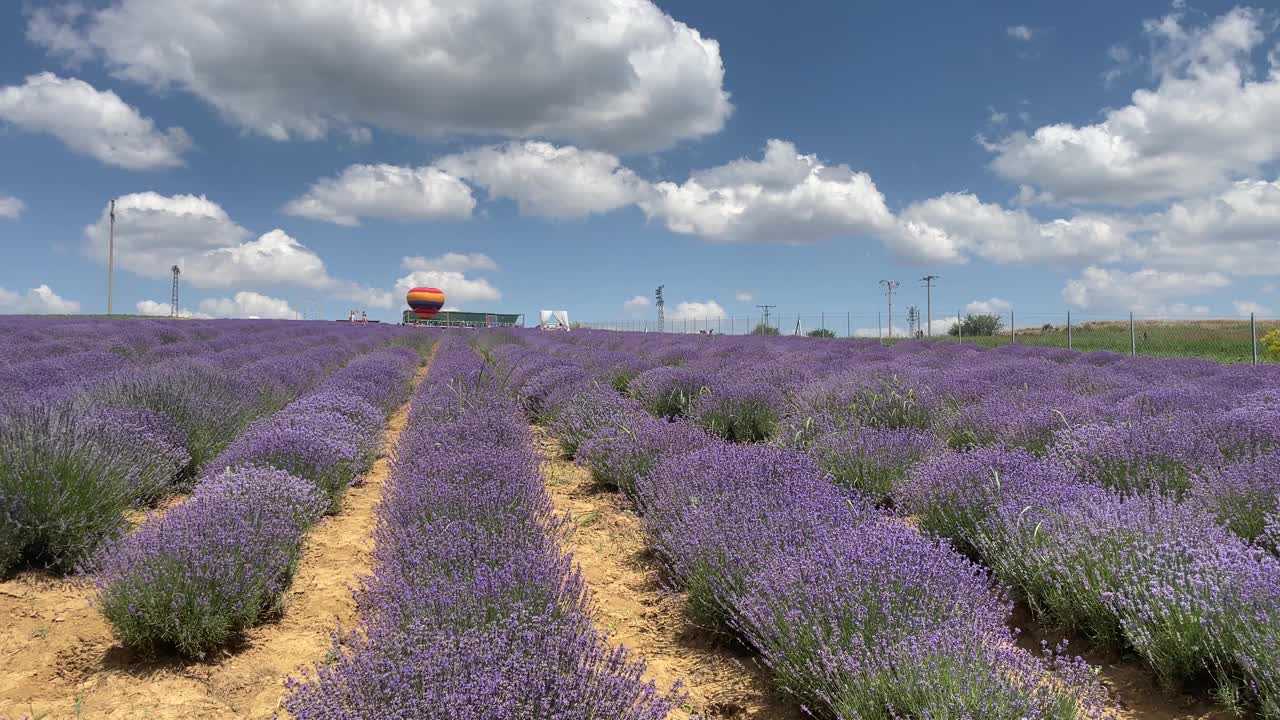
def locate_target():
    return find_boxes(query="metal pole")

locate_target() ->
[1252,312,1258,365]
[957,310,963,344]
[921,275,938,337]
[847,312,851,338]
[1130,312,1136,357]
[1067,310,1072,350]
[107,199,115,316]
[1011,310,1015,344]
[878,311,883,340]
[821,312,825,334]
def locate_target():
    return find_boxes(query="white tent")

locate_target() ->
[538,310,570,330]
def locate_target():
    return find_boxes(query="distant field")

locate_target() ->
[919,319,1279,364]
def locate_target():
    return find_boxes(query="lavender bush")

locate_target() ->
[94,361,266,478]
[732,520,1102,719]
[628,366,712,419]
[91,467,327,657]
[1050,416,1219,498]
[0,403,186,574]
[810,427,941,506]
[576,414,718,496]
[688,380,781,443]
[287,337,682,717]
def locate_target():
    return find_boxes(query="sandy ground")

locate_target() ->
[0,360,431,720]
[533,429,803,720]
[1010,605,1231,720]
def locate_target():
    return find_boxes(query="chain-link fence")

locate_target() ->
[576,311,1280,365]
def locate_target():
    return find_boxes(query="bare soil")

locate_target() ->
[1010,605,1232,720]
[0,361,431,720]
[533,429,803,720]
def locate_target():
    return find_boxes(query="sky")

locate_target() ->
[1,0,1278,329]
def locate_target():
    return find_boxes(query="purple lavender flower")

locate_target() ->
[810,426,942,505]
[1190,451,1280,548]
[687,379,782,443]
[576,414,718,496]
[1050,415,1221,499]
[628,366,712,419]
[91,466,327,657]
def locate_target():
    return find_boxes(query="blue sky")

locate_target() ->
[1,0,1277,329]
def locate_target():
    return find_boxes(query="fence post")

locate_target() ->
[1252,312,1259,365]
[1130,312,1136,357]
[1067,310,1072,350]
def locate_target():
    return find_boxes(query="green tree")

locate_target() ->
[751,323,781,336]
[947,313,1004,337]
[807,328,836,338]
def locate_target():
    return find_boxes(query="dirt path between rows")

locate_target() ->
[533,429,802,720]
[1009,606,1231,720]
[0,357,433,720]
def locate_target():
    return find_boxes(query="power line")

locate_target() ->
[757,304,776,331]
[879,280,900,339]
[920,275,939,337]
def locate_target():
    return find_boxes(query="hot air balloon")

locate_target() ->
[406,287,445,320]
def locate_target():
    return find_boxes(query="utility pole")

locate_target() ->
[907,306,919,337]
[757,304,775,332]
[169,265,181,318]
[879,280,900,339]
[655,285,665,332]
[920,275,939,336]
[108,199,115,316]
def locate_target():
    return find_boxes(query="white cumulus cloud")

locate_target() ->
[1133,178,1280,275]
[987,8,1280,206]
[966,297,1013,316]
[284,164,475,226]
[668,300,726,320]
[0,194,24,219]
[400,253,499,273]
[135,299,210,318]
[83,192,390,307]
[198,291,297,319]
[1062,266,1229,315]
[896,192,1131,266]
[435,141,649,220]
[1007,25,1035,41]
[623,295,651,314]
[1233,300,1271,316]
[642,139,894,244]
[0,284,81,314]
[34,0,731,154]
[0,72,189,169]
[393,271,501,309]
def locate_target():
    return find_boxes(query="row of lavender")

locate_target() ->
[506,330,1280,718]
[0,318,408,576]
[0,318,376,406]
[89,343,425,657]
[285,336,681,718]
[491,336,1105,719]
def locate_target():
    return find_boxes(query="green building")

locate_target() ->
[401,310,524,328]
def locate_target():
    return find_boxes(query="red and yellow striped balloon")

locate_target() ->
[406,287,445,319]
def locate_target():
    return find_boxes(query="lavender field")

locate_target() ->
[482,329,1280,720]
[3,319,1279,719]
